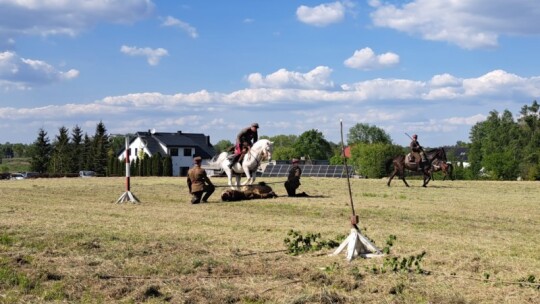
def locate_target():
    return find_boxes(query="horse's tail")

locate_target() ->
[385,157,396,174]
[447,163,454,180]
[207,152,228,166]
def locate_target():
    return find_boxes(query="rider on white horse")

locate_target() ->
[208,139,273,189]
[229,122,259,169]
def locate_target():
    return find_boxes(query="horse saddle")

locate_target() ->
[406,153,427,171]
[406,153,418,165]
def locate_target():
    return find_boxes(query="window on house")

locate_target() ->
[134,148,138,156]
[184,148,192,157]
[170,148,178,156]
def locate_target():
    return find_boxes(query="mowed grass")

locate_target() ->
[0,176,539,303]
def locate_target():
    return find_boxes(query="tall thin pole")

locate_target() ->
[116,134,139,203]
[125,135,130,192]
[340,119,356,219]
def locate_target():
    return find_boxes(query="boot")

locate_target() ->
[229,154,240,169]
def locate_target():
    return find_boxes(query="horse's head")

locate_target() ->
[260,140,273,161]
[439,148,447,162]
[431,148,447,162]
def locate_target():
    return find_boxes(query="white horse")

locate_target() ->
[208,139,273,189]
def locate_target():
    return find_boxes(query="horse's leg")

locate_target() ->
[422,170,431,187]
[387,168,397,186]
[242,168,253,185]
[227,171,235,190]
[399,166,409,187]
[235,174,241,189]
[401,172,410,187]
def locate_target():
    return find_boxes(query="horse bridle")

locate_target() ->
[246,144,270,168]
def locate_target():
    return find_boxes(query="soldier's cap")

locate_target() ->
[292,158,299,163]
[193,156,202,162]
[251,122,259,128]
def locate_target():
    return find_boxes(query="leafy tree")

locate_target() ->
[272,146,298,161]
[92,122,110,175]
[49,126,71,174]
[2,144,14,158]
[517,100,540,179]
[16,143,32,157]
[109,134,129,154]
[347,123,392,145]
[350,143,403,178]
[268,134,298,148]
[214,139,233,153]
[469,110,522,180]
[30,128,52,173]
[293,129,333,161]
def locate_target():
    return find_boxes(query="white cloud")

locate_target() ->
[344,47,399,70]
[120,45,168,66]
[0,51,79,90]
[370,0,540,49]
[0,0,154,37]
[161,16,198,38]
[246,66,335,89]
[3,68,540,145]
[296,1,347,27]
[444,114,487,125]
[429,73,461,87]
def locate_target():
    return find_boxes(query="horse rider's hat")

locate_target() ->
[193,156,202,163]
[292,158,299,163]
[251,123,259,128]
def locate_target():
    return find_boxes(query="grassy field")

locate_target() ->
[0,158,31,174]
[0,176,539,303]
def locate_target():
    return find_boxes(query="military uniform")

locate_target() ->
[236,123,259,152]
[410,135,427,167]
[230,123,259,168]
[284,159,302,197]
[187,157,215,204]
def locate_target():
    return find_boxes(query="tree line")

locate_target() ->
[23,122,172,177]
[3,100,539,180]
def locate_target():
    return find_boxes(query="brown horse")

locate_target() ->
[387,148,447,187]
[431,159,454,181]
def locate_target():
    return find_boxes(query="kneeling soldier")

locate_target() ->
[187,156,215,204]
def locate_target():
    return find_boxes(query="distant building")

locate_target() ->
[118,130,216,176]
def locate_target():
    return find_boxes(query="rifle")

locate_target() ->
[404,132,425,153]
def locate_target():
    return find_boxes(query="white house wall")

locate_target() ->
[171,147,194,176]
[118,137,151,162]
[118,136,205,177]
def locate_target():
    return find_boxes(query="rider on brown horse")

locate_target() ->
[410,134,427,170]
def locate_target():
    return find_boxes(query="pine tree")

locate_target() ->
[82,133,93,170]
[49,126,71,174]
[70,125,84,173]
[163,155,173,176]
[92,121,109,175]
[30,128,52,173]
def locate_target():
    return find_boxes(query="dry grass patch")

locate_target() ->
[0,177,539,303]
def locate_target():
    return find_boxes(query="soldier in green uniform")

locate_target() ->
[187,156,215,204]
[284,158,302,197]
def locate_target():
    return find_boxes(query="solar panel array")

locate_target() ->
[260,164,354,178]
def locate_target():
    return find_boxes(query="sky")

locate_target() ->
[1,0,540,147]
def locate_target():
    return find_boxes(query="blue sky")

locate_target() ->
[1,0,540,147]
